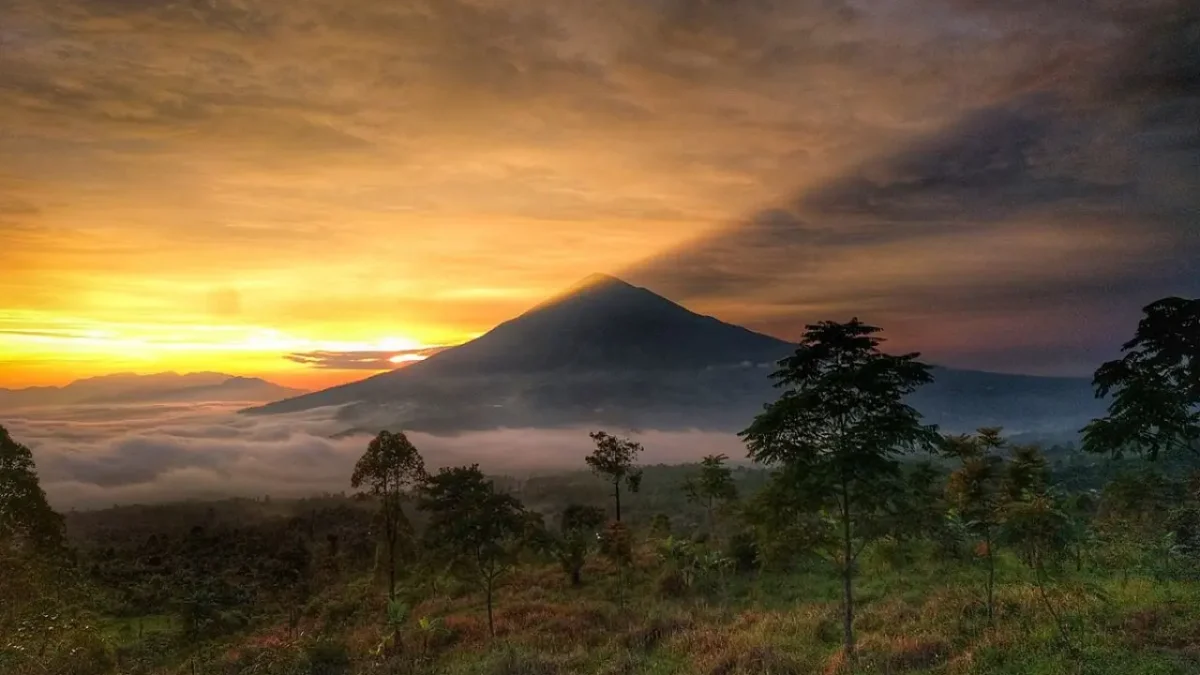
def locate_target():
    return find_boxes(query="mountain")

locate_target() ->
[0,372,307,410]
[244,274,1104,437]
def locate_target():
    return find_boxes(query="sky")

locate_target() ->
[2,0,1197,388]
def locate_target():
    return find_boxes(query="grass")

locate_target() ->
[152,548,1200,675]
[98,614,175,642]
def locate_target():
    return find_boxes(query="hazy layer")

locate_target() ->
[8,402,743,510]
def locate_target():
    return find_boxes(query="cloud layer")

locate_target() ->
[6,402,741,510]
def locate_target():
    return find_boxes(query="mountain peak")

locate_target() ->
[569,272,631,291]
[553,272,634,298]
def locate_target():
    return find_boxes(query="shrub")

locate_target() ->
[304,638,351,675]
[724,531,760,573]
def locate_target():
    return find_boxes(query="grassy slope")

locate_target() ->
[178,548,1200,675]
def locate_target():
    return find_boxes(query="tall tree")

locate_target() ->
[942,428,1007,625]
[0,425,63,550]
[554,504,606,587]
[418,465,526,637]
[682,454,738,539]
[1083,297,1200,460]
[585,431,643,522]
[350,430,427,600]
[740,319,939,659]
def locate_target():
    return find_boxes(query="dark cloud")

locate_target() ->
[803,96,1135,222]
[625,1,1200,374]
[1103,3,1200,100]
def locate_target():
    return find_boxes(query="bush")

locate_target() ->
[657,567,690,598]
[724,531,759,573]
[305,638,351,675]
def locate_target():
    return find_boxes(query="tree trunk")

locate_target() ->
[386,529,397,601]
[486,579,495,638]
[1034,556,1073,651]
[985,529,995,626]
[571,567,582,587]
[614,480,622,522]
[617,561,626,610]
[840,478,855,662]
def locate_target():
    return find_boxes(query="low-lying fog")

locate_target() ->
[5,402,745,510]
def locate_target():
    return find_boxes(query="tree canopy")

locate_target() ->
[585,431,643,522]
[350,430,427,600]
[740,319,939,658]
[418,465,527,637]
[1083,297,1200,460]
[0,425,63,551]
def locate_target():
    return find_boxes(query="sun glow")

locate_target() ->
[0,310,447,388]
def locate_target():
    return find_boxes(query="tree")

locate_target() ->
[585,431,643,522]
[740,319,939,659]
[1006,444,1050,502]
[1002,488,1075,648]
[0,425,63,550]
[881,461,949,574]
[350,431,427,600]
[683,454,738,540]
[554,505,605,587]
[1083,297,1200,460]
[598,520,633,609]
[942,428,1007,625]
[418,465,526,637]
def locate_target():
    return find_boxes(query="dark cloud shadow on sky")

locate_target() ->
[624,3,1200,375]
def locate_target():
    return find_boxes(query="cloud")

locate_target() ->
[5,401,739,509]
[284,347,450,370]
[1,0,1196,382]
[623,0,1200,375]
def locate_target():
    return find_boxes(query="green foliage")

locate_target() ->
[723,530,760,573]
[1083,297,1200,460]
[653,536,733,598]
[1006,444,1051,501]
[682,454,738,539]
[740,465,835,571]
[740,318,939,656]
[553,504,605,587]
[585,431,644,522]
[351,431,428,600]
[418,465,527,636]
[1003,489,1073,567]
[598,519,634,608]
[0,424,64,550]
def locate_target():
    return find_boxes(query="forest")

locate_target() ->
[2,297,1198,675]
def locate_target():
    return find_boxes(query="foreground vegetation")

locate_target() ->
[2,297,1197,674]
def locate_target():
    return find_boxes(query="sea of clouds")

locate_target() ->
[3,402,743,510]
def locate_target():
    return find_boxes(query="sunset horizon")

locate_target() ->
[5,0,1197,391]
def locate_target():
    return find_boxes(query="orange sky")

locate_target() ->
[1,0,1196,388]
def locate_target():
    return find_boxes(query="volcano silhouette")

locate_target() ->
[245,274,1100,437]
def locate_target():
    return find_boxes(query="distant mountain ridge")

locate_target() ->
[0,372,307,410]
